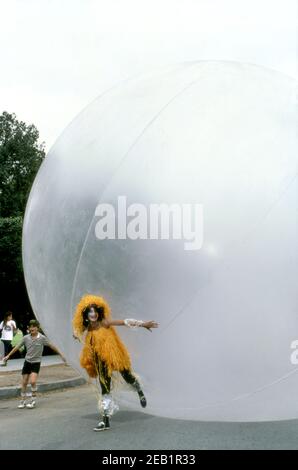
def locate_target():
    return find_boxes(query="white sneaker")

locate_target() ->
[18,400,26,409]
[26,401,36,409]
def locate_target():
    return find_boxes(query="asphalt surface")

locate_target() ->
[1,384,298,450]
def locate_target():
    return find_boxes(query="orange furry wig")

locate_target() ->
[72,294,111,338]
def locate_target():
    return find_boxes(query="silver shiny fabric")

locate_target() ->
[98,394,119,417]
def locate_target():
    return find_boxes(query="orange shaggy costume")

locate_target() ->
[72,294,132,378]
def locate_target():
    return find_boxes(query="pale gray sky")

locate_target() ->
[0,0,296,150]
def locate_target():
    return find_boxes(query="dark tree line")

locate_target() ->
[0,111,45,330]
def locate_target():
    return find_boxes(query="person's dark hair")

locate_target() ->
[28,319,40,328]
[4,311,13,323]
[82,304,104,326]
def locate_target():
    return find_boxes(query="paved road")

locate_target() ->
[1,384,298,450]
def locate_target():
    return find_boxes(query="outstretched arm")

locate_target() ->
[3,343,22,362]
[104,319,158,332]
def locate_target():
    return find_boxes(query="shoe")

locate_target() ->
[104,416,110,429]
[93,421,109,432]
[26,401,36,409]
[138,391,147,408]
[93,416,110,432]
[18,400,26,409]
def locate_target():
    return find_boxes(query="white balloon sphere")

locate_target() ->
[23,62,298,421]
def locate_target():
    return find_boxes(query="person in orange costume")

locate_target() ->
[72,294,158,431]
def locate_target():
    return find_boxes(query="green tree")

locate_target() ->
[0,111,45,217]
[0,112,45,322]
[0,217,23,284]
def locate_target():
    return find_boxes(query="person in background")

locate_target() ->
[3,319,66,409]
[0,312,17,358]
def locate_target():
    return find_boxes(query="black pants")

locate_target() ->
[1,340,11,356]
[99,361,139,395]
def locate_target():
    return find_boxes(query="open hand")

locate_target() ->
[143,321,159,332]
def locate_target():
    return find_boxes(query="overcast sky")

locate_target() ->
[0,0,296,150]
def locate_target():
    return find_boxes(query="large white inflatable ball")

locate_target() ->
[23,62,297,421]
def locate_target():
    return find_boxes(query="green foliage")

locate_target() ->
[0,111,45,217]
[0,216,23,284]
[0,112,45,318]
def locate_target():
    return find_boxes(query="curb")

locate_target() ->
[0,377,86,399]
